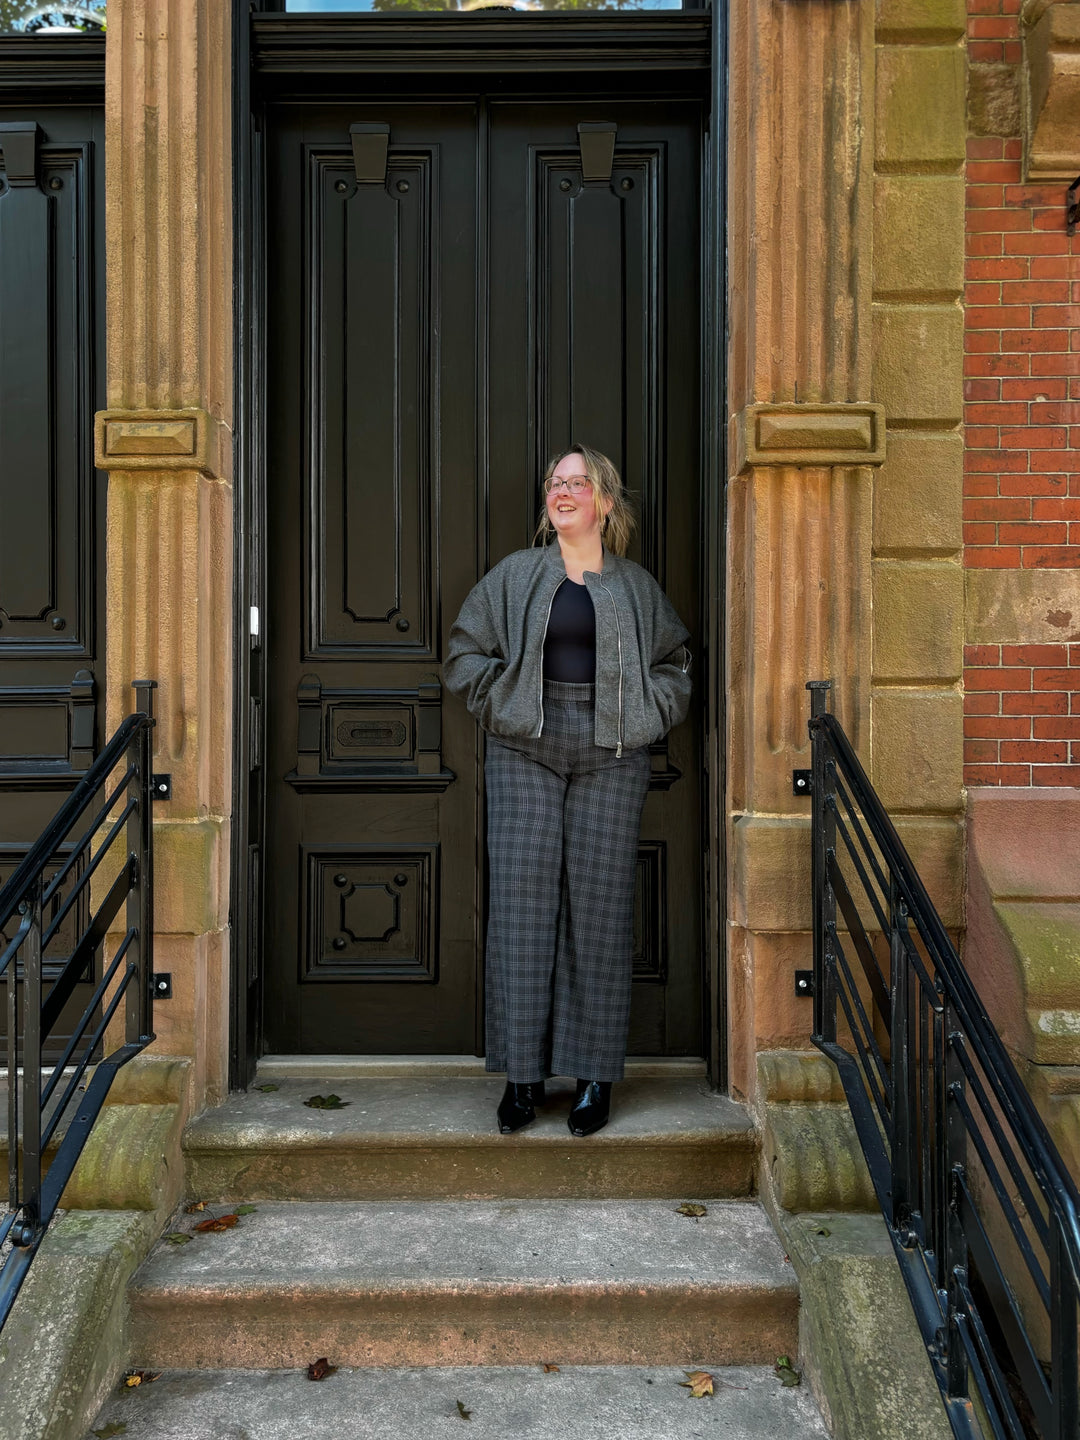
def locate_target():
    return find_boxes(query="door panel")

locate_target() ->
[0,103,107,1056]
[264,96,702,1057]
[265,105,480,1053]
[487,100,703,1054]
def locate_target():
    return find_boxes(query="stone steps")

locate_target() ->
[86,1364,831,1439]
[182,1074,757,1202]
[127,1198,799,1370]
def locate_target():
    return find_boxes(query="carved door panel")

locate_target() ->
[486,100,703,1055]
[264,104,481,1052]
[0,106,107,1051]
[264,98,703,1056]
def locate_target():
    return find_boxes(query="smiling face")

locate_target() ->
[544,453,613,546]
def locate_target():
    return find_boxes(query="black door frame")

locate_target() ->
[230,2,727,1089]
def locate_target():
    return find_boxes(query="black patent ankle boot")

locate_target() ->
[497,1080,545,1134]
[568,1079,612,1137]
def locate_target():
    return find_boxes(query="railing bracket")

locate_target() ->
[794,969,814,998]
[792,768,812,796]
[153,972,172,999]
[152,774,172,800]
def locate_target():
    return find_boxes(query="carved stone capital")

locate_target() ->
[1023,0,1080,179]
[94,407,225,477]
[735,403,886,473]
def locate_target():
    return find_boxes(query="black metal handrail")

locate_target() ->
[0,681,157,1333]
[807,680,1080,1440]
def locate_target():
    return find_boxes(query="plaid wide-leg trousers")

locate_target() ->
[484,680,652,1083]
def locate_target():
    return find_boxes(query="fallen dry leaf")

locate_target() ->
[679,1370,715,1398]
[163,1232,192,1246]
[254,1083,279,1092]
[775,1355,802,1388]
[92,1425,127,1438]
[304,1093,349,1109]
[194,1213,239,1233]
[456,1399,473,1420]
[814,1225,831,1237]
[123,1370,161,1389]
[184,1201,207,1214]
[235,1205,258,1216]
[676,1203,707,1218]
[542,1364,559,1373]
[307,1357,338,1381]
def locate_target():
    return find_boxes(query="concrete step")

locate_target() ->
[86,1364,830,1439]
[128,1198,798,1370]
[182,1076,757,1202]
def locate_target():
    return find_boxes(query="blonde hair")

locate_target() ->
[533,443,636,557]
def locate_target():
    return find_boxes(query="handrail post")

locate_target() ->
[1049,1213,1078,1440]
[129,681,157,1044]
[807,680,834,1043]
[944,1014,969,1405]
[890,882,917,1241]
[6,914,18,1212]
[19,877,43,1242]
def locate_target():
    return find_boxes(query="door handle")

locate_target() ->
[350,123,390,185]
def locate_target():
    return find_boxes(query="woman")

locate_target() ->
[444,445,691,1137]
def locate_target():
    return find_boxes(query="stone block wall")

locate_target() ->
[962,0,1080,786]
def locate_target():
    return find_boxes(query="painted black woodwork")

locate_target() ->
[0,93,106,1059]
[263,94,704,1057]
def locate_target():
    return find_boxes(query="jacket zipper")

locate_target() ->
[536,577,564,737]
[599,572,624,756]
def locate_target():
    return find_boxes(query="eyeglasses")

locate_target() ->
[544,475,591,495]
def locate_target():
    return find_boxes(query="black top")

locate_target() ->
[542,579,596,682]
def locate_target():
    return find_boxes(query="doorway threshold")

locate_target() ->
[257,1055,707,1082]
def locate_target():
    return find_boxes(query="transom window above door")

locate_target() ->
[276,0,704,13]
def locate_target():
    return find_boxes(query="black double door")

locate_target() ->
[263,94,703,1057]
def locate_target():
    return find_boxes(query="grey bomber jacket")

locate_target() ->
[444,542,692,755]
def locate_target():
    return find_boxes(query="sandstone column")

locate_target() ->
[726,0,966,1103]
[95,0,233,1107]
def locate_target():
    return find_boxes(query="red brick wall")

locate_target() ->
[963,8,1080,786]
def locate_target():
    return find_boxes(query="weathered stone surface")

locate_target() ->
[966,567,1080,644]
[129,1199,799,1369]
[968,62,1022,137]
[873,430,963,554]
[182,1077,756,1203]
[876,45,966,168]
[729,464,873,816]
[762,1105,877,1213]
[873,305,964,424]
[1024,0,1080,179]
[87,1363,833,1440]
[733,817,812,932]
[728,0,873,408]
[757,1050,846,1106]
[895,816,964,927]
[875,0,966,40]
[150,819,230,936]
[103,0,234,1116]
[105,1054,191,1107]
[965,791,1080,1069]
[874,177,965,297]
[968,788,1080,901]
[775,1212,952,1440]
[0,1210,156,1440]
[871,687,964,813]
[872,561,964,682]
[995,902,1080,1065]
[60,1104,183,1214]
[749,933,818,1057]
